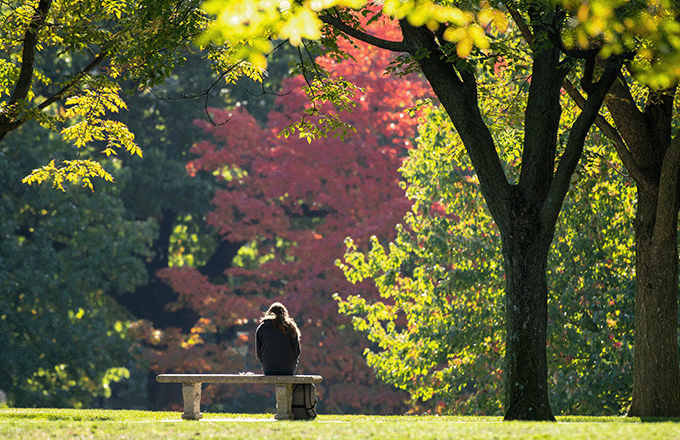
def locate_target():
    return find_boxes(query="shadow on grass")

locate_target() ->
[4,413,115,422]
[560,415,680,423]
[639,417,680,423]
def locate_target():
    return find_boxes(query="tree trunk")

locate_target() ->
[395,15,620,420]
[603,84,680,417]
[627,186,680,417]
[502,192,555,421]
[326,10,620,421]
[113,208,200,332]
[113,208,246,331]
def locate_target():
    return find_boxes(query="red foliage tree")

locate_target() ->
[156,18,431,414]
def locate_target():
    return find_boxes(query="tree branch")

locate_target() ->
[507,7,533,49]
[37,51,108,111]
[7,0,52,108]
[561,79,644,184]
[319,13,409,52]
[543,56,623,228]
[603,73,661,193]
[518,24,568,198]
[398,20,512,231]
[510,4,644,187]
[1,51,108,140]
[0,0,52,141]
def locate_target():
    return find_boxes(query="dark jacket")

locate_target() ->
[255,319,301,375]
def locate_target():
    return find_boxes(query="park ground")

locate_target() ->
[1,409,680,439]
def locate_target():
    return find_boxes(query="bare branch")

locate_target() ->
[561,79,644,184]
[37,51,108,111]
[319,13,409,53]
[149,41,289,126]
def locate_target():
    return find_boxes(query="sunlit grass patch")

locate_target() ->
[1,409,680,439]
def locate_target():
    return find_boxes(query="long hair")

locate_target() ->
[261,302,301,337]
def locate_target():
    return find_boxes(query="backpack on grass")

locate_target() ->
[291,383,318,420]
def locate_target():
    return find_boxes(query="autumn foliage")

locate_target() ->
[151,18,431,414]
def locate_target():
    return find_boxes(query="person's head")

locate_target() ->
[266,302,289,319]
[262,302,301,337]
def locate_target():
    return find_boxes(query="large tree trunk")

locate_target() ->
[326,8,620,420]
[627,186,680,417]
[502,203,554,421]
[603,84,680,417]
[394,11,620,419]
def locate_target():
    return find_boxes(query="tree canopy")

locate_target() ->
[338,98,637,415]
[0,0,263,188]
[202,0,680,86]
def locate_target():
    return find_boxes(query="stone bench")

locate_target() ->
[156,373,323,420]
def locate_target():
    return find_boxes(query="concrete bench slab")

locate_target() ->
[156,374,322,420]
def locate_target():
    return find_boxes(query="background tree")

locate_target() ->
[154,20,432,414]
[0,121,155,407]
[339,101,637,415]
[553,0,680,416]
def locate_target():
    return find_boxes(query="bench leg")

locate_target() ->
[181,382,203,420]
[274,383,293,420]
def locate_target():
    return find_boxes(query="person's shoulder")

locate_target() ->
[257,319,275,329]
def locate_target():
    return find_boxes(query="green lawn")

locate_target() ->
[1,409,680,439]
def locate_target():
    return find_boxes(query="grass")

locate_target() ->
[1,409,680,439]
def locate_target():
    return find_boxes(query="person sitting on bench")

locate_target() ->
[256,302,301,375]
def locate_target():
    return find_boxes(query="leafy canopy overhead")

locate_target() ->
[200,0,508,66]
[5,0,679,191]
[559,0,680,88]
[0,0,263,190]
[202,0,680,88]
